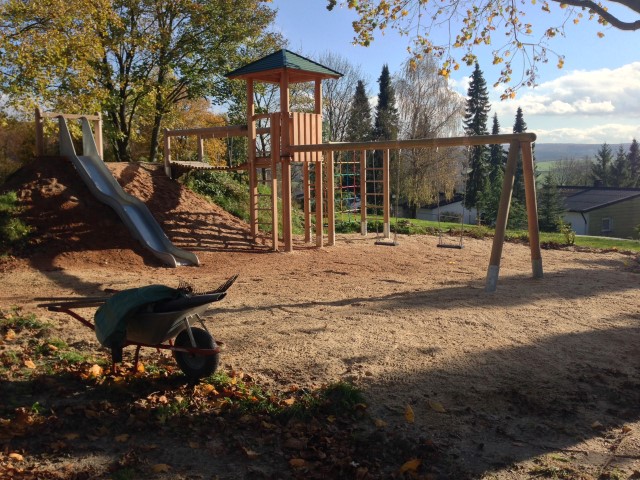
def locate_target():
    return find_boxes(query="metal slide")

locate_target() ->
[58,117,199,268]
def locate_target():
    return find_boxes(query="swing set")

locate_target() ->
[160,49,541,292]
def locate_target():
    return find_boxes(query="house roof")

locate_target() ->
[225,49,343,83]
[560,186,640,212]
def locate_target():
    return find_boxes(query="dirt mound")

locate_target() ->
[2,157,260,270]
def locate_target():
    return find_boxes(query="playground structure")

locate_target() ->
[37,49,541,291]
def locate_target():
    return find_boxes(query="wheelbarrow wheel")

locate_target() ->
[173,327,219,380]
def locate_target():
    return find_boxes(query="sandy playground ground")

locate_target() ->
[0,159,638,479]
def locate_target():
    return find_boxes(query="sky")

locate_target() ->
[269,0,640,145]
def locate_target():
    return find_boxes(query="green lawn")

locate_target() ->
[334,213,640,253]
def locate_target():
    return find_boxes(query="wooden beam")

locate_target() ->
[360,149,367,235]
[315,160,323,247]
[165,125,248,138]
[247,80,258,240]
[163,129,172,177]
[271,113,280,252]
[280,73,293,252]
[383,149,391,238]
[327,150,335,246]
[35,107,44,156]
[486,141,519,292]
[521,141,543,279]
[290,133,537,153]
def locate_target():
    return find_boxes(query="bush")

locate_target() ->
[560,222,576,246]
[0,191,31,252]
[181,170,250,221]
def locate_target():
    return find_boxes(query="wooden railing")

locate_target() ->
[35,107,103,158]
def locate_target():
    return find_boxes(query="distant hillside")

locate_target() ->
[534,143,631,163]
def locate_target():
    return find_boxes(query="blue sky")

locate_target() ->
[270,0,640,144]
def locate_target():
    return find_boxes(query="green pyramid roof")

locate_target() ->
[226,49,343,83]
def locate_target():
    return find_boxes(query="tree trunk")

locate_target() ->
[149,112,163,164]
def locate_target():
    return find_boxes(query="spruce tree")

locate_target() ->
[346,80,372,142]
[611,145,630,187]
[464,63,490,211]
[372,65,398,142]
[488,113,506,184]
[482,113,506,225]
[628,139,640,187]
[538,173,565,231]
[512,107,528,203]
[591,143,614,187]
[371,65,399,207]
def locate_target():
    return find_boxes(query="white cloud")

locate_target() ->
[492,62,640,120]
[533,123,640,144]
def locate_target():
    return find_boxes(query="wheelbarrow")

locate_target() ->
[37,274,238,380]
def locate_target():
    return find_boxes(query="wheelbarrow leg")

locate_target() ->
[133,345,142,372]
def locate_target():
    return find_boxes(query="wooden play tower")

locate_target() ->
[226,50,342,252]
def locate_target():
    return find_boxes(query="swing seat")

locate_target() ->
[437,243,464,249]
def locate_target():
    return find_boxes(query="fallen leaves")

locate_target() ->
[151,463,171,473]
[8,453,24,462]
[428,399,447,413]
[404,404,415,423]
[399,457,421,474]
[23,359,36,369]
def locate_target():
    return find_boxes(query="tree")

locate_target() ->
[394,55,464,212]
[551,156,593,186]
[316,52,364,142]
[512,107,529,203]
[346,80,372,142]
[488,114,506,185]
[372,64,398,142]
[538,173,565,231]
[0,0,278,162]
[628,139,640,187]
[327,0,640,96]
[463,64,490,211]
[482,114,507,225]
[611,145,630,187]
[591,143,614,186]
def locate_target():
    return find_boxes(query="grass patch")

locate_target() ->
[0,191,31,253]
[0,308,47,332]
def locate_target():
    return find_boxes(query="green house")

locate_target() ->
[561,187,640,238]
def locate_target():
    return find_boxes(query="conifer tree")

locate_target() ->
[628,139,640,187]
[611,145,630,187]
[372,65,398,142]
[538,173,565,231]
[591,143,614,187]
[463,63,490,211]
[481,114,506,225]
[346,80,372,142]
[512,107,528,203]
[488,113,506,184]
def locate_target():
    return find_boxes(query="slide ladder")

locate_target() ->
[58,117,199,268]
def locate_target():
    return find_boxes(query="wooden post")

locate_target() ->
[270,113,280,251]
[327,150,335,246]
[197,136,204,162]
[94,113,103,158]
[486,141,519,292]
[382,149,391,238]
[35,107,44,156]
[280,74,293,252]
[315,160,324,247]
[521,141,543,279]
[303,163,311,243]
[360,149,367,235]
[163,130,172,178]
[247,79,258,240]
